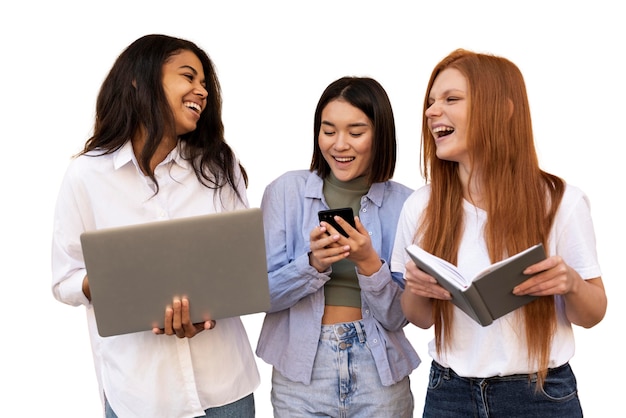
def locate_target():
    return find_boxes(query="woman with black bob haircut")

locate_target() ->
[310,77,397,184]
[257,76,420,417]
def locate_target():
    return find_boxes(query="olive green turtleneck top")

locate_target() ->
[322,172,370,308]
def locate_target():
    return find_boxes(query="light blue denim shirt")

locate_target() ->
[255,170,421,386]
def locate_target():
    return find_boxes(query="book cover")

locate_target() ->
[405,243,546,326]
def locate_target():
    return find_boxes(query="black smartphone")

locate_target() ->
[318,207,356,237]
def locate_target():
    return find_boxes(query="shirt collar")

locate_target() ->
[112,141,135,170]
[112,140,187,171]
[366,182,386,207]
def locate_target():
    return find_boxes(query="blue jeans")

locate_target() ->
[423,360,583,418]
[271,321,413,418]
[104,393,254,418]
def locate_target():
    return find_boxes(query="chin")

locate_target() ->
[178,125,198,136]
[435,151,455,162]
[335,172,361,182]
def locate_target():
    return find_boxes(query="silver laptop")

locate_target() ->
[80,208,270,337]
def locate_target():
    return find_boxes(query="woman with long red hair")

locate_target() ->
[392,49,606,417]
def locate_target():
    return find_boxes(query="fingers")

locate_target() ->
[309,224,349,269]
[515,255,572,296]
[311,241,350,264]
[172,298,184,337]
[163,304,175,335]
[313,223,341,243]
[406,280,451,300]
[162,298,189,338]
[323,215,359,239]
[405,261,451,300]
[315,221,354,253]
[331,215,358,237]
[522,255,557,275]
[159,297,211,338]
[325,217,372,255]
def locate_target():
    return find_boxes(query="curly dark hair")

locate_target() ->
[81,34,247,200]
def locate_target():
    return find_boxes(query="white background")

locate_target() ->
[1,1,622,416]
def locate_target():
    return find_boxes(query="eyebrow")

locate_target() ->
[321,120,370,128]
[429,88,466,98]
[179,65,206,85]
[179,64,198,75]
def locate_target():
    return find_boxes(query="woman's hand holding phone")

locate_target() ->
[315,208,382,276]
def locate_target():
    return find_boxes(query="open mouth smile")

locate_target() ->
[184,101,202,114]
[432,126,454,138]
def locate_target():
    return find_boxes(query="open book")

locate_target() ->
[405,243,546,326]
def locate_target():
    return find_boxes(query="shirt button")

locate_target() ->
[339,342,347,350]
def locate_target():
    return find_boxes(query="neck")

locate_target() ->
[131,130,177,173]
[458,163,484,208]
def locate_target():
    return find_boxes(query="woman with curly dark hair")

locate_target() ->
[51,34,257,418]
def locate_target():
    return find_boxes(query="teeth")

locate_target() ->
[335,157,354,162]
[184,102,202,112]
[432,126,454,138]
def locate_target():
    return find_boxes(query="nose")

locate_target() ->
[425,101,441,118]
[195,84,208,99]
[333,131,350,150]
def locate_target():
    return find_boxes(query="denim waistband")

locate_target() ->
[432,360,572,383]
[320,321,366,343]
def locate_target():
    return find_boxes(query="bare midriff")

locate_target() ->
[321,305,362,325]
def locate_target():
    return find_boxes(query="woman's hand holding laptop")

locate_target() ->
[152,296,216,338]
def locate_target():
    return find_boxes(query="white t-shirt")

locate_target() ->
[391,183,601,377]
[51,141,260,418]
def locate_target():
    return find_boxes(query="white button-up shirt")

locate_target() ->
[51,141,259,418]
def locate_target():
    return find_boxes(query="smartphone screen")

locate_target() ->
[318,207,356,237]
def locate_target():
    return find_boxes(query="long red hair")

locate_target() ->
[418,49,564,386]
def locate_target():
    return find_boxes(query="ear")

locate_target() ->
[132,79,137,88]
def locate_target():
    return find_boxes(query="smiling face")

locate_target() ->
[318,99,374,182]
[425,68,470,169]
[162,50,208,137]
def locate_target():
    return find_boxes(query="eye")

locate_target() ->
[350,132,365,138]
[446,96,461,103]
[322,130,336,136]
[183,73,194,81]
